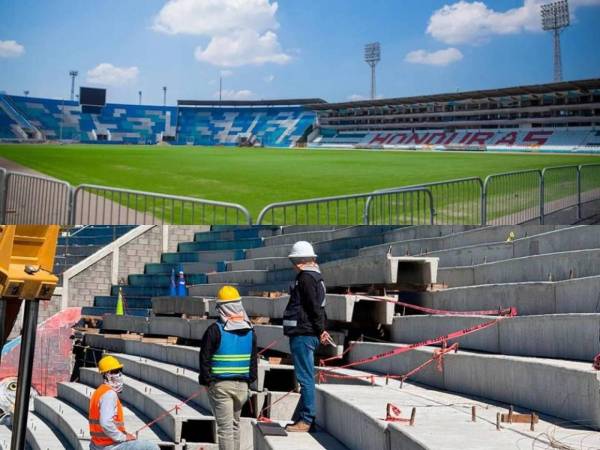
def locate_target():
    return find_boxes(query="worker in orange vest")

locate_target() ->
[89,355,159,450]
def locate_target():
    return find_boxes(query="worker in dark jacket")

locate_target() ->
[283,241,333,432]
[199,286,257,450]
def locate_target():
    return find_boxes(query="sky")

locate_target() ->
[1,0,599,105]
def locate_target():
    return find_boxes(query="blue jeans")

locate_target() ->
[90,440,159,450]
[289,335,319,424]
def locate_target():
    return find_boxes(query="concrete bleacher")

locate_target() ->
[18,224,600,449]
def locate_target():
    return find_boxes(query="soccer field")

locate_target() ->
[0,144,599,218]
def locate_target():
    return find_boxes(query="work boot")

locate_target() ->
[285,420,311,432]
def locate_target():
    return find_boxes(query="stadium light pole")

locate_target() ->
[69,70,78,101]
[23,90,29,97]
[163,86,167,107]
[541,0,570,82]
[364,42,381,100]
[219,76,223,102]
[138,90,142,105]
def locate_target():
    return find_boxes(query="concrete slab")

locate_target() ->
[33,396,89,450]
[79,367,218,447]
[438,249,600,287]
[0,425,12,450]
[252,422,348,450]
[555,275,600,313]
[207,270,270,285]
[391,313,600,361]
[347,342,600,429]
[254,325,344,357]
[321,255,439,287]
[102,315,150,334]
[226,257,294,272]
[316,367,600,450]
[57,382,171,445]
[151,296,210,316]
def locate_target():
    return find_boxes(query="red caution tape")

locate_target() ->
[363,295,517,317]
[334,315,510,371]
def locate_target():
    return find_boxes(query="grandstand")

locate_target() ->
[0,94,320,147]
[309,78,600,153]
[1,78,600,152]
[4,224,600,450]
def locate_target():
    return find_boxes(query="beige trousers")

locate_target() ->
[208,380,249,450]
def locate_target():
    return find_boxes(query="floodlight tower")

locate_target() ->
[163,86,167,106]
[541,0,570,82]
[69,70,78,101]
[138,90,142,105]
[364,42,381,100]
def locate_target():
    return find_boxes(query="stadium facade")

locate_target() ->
[0,78,599,152]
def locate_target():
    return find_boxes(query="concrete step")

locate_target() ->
[94,295,153,309]
[56,382,173,447]
[128,273,208,287]
[226,257,291,272]
[178,238,263,253]
[111,285,172,298]
[262,226,397,247]
[315,369,600,450]
[82,306,152,317]
[346,341,600,429]
[253,325,344,358]
[152,296,211,317]
[381,225,478,243]
[408,275,600,316]
[161,249,245,264]
[33,396,89,450]
[206,268,296,285]
[0,424,12,450]
[390,313,600,361]
[438,248,600,287]
[417,225,600,268]
[194,227,280,242]
[25,409,73,450]
[83,333,297,394]
[144,261,224,275]
[79,368,218,447]
[359,225,564,258]
[188,282,290,298]
[252,423,349,450]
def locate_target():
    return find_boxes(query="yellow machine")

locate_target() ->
[0,225,59,450]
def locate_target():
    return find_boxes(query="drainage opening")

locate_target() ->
[263,368,297,392]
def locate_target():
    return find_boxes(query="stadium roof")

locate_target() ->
[178,98,326,107]
[310,78,600,110]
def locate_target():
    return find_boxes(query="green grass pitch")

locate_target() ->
[0,144,598,219]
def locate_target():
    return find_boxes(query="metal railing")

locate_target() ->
[3,172,72,224]
[71,184,252,225]
[1,164,600,225]
[256,187,434,225]
[366,177,483,225]
[482,169,543,225]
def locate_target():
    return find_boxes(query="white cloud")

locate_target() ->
[195,30,291,67]
[427,0,600,45]
[86,63,139,86]
[0,40,24,58]
[264,74,275,83]
[348,94,367,101]
[154,0,289,68]
[405,48,464,66]
[153,0,278,35]
[215,89,256,100]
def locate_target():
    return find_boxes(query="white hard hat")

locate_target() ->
[288,241,317,258]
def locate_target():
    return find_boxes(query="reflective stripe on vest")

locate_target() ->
[89,384,126,446]
[211,322,253,379]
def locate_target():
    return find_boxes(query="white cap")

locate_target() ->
[288,241,317,258]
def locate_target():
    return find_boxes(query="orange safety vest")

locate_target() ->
[89,384,126,446]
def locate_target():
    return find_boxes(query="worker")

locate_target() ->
[283,241,333,432]
[199,286,258,450]
[89,355,159,450]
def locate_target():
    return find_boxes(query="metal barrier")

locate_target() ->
[482,170,543,225]
[578,164,600,219]
[256,187,434,225]
[541,165,579,221]
[71,185,252,225]
[367,177,483,225]
[3,172,72,224]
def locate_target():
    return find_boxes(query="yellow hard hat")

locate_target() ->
[98,355,123,374]
[217,286,241,303]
